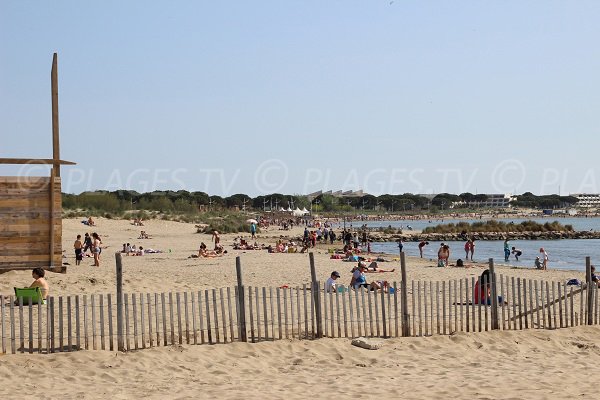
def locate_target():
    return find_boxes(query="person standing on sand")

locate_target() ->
[250,222,256,239]
[418,241,429,258]
[539,248,549,270]
[74,235,83,266]
[83,232,92,254]
[92,232,101,267]
[212,230,220,250]
[503,239,510,262]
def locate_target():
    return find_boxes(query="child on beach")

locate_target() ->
[539,248,549,270]
[511,247,523,261]
[74,235,83,266]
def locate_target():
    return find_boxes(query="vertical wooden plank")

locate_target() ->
[347,288,354,338]
[296,286,302,340]
[528,280,534,330]
[352,285,360,337]
[595,283,599,325]
[169,292,175,345]
[499,275,505,330]
[441,281,446,335]
[511,277,517,330]
[64,296,71,352]
[417,282,423,337]
[28,298,33,354]
[579,283,585,326]
[140,294,146,349]
[184,292,190,345]
[375,288,388,337]
[90,295,97,350]
[133,294,139,350]
[37,299,42,353]
[276,288,282,340]
[191,292,197,345]
[323,289,329,337]
[197,291,205,344]
[569,286,574,327]
[1,297,6,354]
[517,278,522,330]
[204,290,212,344]
[361,287,368,337]
[376,288,384,338]
[465,279,470,333]
[367,287,374,337]
[10,297,16,354]
[161,293,168,346]
[283,288,289,339]
[423,282,429,336]
[50,296,55,353]
[19,297,25,353]
[220,288,227,343]
[249,286,256,343]
[435,281,446,335]
[539,281,546,329]
[58,296,63,352]
[228,288,235,342]
[460,279,464,332]
[553,282,559,329]
[552,282,564,328]
[393,282,399,337]
[303,284,308,339]
[546,282,553,329]
[342,288,349,338]
[523,279,528,330]
[288,288,294,339]
[75,295,81,350]
[436,281,441,335]
[453,279,457,333]
[255,287,262,341]
[479,276,484,333]
[534,281,540,328]
[429,281,434,336]
[270,287,276,340]
[99,295,105,350]
[270,284,274,340]
[155,293,160,347]
[411,281,416,336]
[336,289,342,338]
[176,292,183,345]
[471,277,476,333]
[107,294,113,351]
[124,294,130,351]
[212,289,220,344]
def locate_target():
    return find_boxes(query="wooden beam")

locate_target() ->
[49,168,55,267]
[51,53,61,177]
[0,158,75,165]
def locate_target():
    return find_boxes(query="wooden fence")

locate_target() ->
[2,271,599,354]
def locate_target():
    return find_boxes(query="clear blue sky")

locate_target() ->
[1,1,599,196]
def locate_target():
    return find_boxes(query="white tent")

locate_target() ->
[292,207,304,217]
[286,207,293,212]
[301,207,309,214]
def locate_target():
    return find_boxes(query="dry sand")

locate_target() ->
[1,217,597,399]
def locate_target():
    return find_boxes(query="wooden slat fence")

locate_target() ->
[2,278,598,354]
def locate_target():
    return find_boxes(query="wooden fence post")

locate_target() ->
[489,258,499,330]
[309,253,323,338]
[400,252,410,337]
[586,256,593,325]
[236,256,247,342]
[115,252,125,351]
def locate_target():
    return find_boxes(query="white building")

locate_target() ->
[451,194,515,208]
[571,193,600,208]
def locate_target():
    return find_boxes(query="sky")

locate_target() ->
[1,1,599,197]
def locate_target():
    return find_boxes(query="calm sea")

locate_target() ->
[334,217,600,272]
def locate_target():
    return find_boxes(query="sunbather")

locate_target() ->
[29,268,49,300]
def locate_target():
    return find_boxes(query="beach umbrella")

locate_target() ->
[246,218,258,224]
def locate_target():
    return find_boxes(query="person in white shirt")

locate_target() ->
[325,271,341,293]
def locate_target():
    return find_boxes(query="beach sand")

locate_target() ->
[0,218,597,398]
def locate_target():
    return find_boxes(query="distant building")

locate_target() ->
[571,193,600,208]
[307,190,366,200]
[451,193,515,208]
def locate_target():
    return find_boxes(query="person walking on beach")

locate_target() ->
[418,241,429,258]
[74,235,83,266]
[539,248,549,270]
[250,222,256,239]
[503,239,510,262]
[92,232,102,267]
[511,247,523,261]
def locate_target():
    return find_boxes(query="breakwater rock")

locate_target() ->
[369,231,600,242]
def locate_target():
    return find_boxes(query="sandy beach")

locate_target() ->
[1,218,597,399]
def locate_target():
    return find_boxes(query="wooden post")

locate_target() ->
[488,259,499,330]
[115,253,124,351]
[586,256,593,325]
[236,256,247,342]
[400,252,410,337]
[49,168,56,268]
[309,253,323,338]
